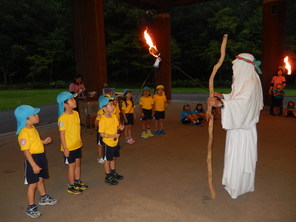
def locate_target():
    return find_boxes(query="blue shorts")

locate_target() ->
[103,144,120,161]
[155,111,165,120]
[63,148,82,164]
[142,109,152,120]
[24,153,49,185]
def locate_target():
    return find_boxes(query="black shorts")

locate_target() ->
[96,132,104,146]
[103,144,120,161]
[154,111,165,120]
[142,109,152,120]
[181,118,191,124]
[124,113,134,125]
[24,153,49,184]
[273,98,283,107]
[63,148,82,164]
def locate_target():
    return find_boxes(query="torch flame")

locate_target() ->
[144,29,160,58]
[284,56,291,75]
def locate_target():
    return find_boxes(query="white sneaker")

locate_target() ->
[97,157,105,164]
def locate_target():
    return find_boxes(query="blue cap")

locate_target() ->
[14,105,40,134]
[122,89,130,95]
[99,96,111,109]
[57,91,77,118]
[143,86,150,91]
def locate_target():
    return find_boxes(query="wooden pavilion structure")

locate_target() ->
[73,0,288,103]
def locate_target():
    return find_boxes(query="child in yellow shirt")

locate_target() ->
[14,105,57,218]
[121,89,136,144]
[57,91,88,195]
[99,96,125,185]
[153,85,168,135]
[139,86,154,138]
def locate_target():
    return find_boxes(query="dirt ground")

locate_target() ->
[0,103,295,222]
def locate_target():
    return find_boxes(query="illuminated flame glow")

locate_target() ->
[144,29,160,57]
[284,56,291,75]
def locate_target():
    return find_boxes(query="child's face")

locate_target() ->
[27,113,39,124]
[197,104,202,110]
[184,105,190,111]
[103,101,115,114]
[143,90,150,97]
[125,92,132,99]
[65,98,77,109]
[113,98,118,105]
[157,88,163,95]
[277,69,283,76]
[277,84,283,90]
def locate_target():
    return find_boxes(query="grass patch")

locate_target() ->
[1,87,295,111]
[0,89,66,110]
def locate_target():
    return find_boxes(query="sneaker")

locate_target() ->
[194,121,202,126]
[67,185,83,194]
[141,131,149,139]
[154,130,160,135]
[126,138,135,144]
[26,204,41,218]
[105,176,119,185]
[39,194,57,206]
[159,129,166,134]
[98,157,106,164]
[75,180,88,190]
[112,172,124,180]
[146,130,154,137]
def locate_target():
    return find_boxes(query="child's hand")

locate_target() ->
[43,137,52,145]
[33,165,42,174]
[118,125,124,131]
[63,150,70,157]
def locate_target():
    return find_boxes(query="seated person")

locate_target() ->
[284,100,296,117]
[180,104,202,126]
[193,103,207,123]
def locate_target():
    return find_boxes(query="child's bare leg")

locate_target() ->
[147,119,151,129]
[142,120,147,131]
[68,162,76,184]
[159,119,164,130]
[27,183,37,205]
[155,119,159,130]
[128,125,132,138]
[97,145,102,157]
[37,177,46,196]
[104,161,111,174]
[74,158,81,180]
[110,158,116,171]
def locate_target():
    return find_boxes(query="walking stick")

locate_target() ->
[206,34,228,199]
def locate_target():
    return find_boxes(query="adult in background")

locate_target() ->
[69,75,86,97]
[207,53,263,199]
[268,68,286,115]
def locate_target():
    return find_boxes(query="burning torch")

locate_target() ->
[284,56,292,75]
[144,29,161,68]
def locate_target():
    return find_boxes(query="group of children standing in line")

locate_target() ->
[14,84,168,218]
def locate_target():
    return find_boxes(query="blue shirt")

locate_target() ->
[273,89,284,99]
[193,109,204,114]
[180,110,192,120]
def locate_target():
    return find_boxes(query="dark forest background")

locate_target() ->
[0,0,295,88]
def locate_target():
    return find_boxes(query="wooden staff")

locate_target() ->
[206,34,228,199]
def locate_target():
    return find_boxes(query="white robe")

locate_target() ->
[221,53,263,199]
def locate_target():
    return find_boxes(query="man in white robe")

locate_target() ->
[208,53,263,199]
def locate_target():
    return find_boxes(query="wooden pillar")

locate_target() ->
[151,13,172,100]
[73,0,107,93]
[262,0,287,105]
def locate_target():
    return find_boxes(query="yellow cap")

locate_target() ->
[156,85,164,90]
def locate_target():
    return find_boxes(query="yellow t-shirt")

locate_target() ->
[154,94,167,111]
[121,100,135,114]
[114,103,120,121]
[18,127,44,154]
[139,96,154,110]
[96,109,104,121]
[58,110,82,151]
[99,113,119,147]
